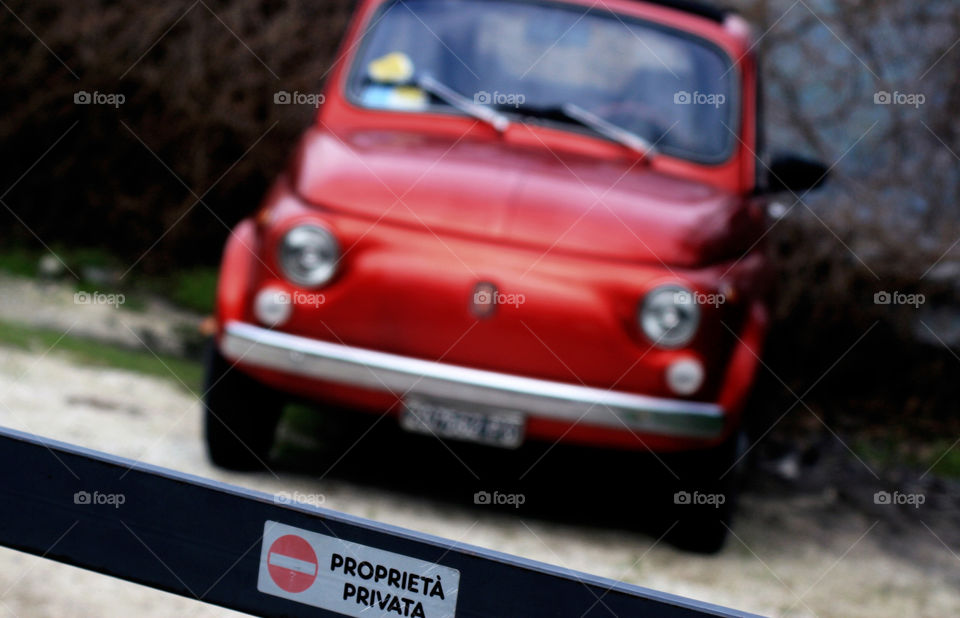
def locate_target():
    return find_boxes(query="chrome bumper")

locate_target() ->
[221,321,725,439]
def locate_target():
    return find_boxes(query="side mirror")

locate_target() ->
[765,154,830,194]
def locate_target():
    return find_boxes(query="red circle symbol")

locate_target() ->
[267,534,318,593]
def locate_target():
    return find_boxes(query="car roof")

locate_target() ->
[634,0,731,23]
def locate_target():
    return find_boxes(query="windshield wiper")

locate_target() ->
[560,103,658,159]
[416,74,510,133]
[505,102,657,159]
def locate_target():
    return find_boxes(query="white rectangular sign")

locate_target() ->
[257,520,460,617]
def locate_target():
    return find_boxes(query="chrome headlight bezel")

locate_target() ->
[277,223,340,288]
[639,284,701,349]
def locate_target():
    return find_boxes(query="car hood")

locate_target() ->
[291,128,753,268]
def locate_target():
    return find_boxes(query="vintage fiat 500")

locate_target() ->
[205,0,826,548]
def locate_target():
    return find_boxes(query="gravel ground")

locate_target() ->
[0,273,202,356]
[0,341,959,617]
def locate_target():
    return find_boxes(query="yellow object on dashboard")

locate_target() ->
[367,51,414,84]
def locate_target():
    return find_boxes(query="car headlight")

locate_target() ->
[278,224,339,287]
[639,284,700,348]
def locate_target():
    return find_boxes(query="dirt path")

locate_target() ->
[0,343,958,617]
[0,273,202,356]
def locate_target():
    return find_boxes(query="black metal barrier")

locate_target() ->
[0,427,756,617]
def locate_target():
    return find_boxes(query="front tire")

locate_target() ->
[665,432,748,554]
[203,340,284,471]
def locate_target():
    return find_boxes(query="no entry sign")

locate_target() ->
[267,534,318,593]
[258,520,461,617]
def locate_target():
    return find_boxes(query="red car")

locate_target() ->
[205,0,826,548]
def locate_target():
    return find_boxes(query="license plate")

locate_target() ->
[400,398,525,448]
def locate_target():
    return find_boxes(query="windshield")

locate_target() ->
[346,0,737,163]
